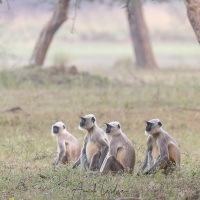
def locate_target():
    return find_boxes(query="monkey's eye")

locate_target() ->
[158,121,162,127]
[117,124,120,129]
[63,125,65,129]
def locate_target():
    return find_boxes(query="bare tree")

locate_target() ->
[127,0,157,68]
[183,0,200,44]
[30,0,70,66]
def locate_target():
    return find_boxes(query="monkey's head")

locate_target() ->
[145,119,162,135]
[51,121,66,136]
[104,121,122,136]
[79,114,96,131]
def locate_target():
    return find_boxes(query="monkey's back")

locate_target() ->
[64,132,81,162]
[115,133,135,173]
[164,131,181,166]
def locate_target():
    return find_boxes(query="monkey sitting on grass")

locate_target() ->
[137,119,180,175]
[72,114,109,171]
[100,121,136,175]
[51,121,81,166]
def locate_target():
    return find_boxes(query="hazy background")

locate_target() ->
[0,0,200,70]
[1,2,200,199]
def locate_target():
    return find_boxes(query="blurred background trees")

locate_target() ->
[30,0,158,68]
[184,0,200,44]
[127,0,157,68]
[0,0,200,70]
[30,0,70,66]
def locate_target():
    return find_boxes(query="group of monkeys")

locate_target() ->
[51,114,181,175]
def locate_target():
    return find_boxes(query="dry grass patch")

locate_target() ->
[0,67,200,199]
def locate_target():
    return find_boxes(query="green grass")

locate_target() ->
[5,41,200,60]
[2,40,199,74]
[153,42,200,56]
[0,67,200,199]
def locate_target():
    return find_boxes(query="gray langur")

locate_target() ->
[51,121,81,166]
[137,119,181,175]
[72,114,109,171]
[100,121,135,175]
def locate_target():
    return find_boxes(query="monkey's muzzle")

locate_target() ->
[80,117,86,127]
[105,123,111,134]
[53,126,59,133]
[145,121,152,132]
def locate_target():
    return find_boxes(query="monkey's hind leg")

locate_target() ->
[62,152,69,164]
[89,151,101,171]
[163,160,176,175]
[101,155,124,175]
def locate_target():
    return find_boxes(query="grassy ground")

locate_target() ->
[0,66,200,199]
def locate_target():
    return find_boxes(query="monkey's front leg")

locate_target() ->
[147,151,154,169]
[144,155,168,175]
[98,145,109,169]
[137,154,148,176]
[73,135,89,170]
[137,136,153,176]
[53,144,65,166]
[53,149,65,166]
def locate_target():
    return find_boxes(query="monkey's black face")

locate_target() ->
[146,122,153,132]
[105,124,112,134]
[53,126,59,134]
[80,117,86,127]
[145,121,162,132]
[105,122,121,135]
[80,116,95,128]
[79,115,96,131]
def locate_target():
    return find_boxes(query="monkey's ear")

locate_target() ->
[145,121,152,125]
[117,124,120,129]
[158,121,162,127]
[104,123,109,126]
[92,117,95,122]
[63,125,65,129]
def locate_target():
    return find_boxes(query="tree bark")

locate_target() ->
[127,0,157,69]
[184,0,200,44]
[30,0,70,66]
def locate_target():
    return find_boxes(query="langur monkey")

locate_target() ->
[137,119,181,175]
[51,121,81,166]
[100,121,135,175]
[72,114,109,171]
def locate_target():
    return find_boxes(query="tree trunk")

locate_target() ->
[184,0,200,44]
[127,0,157,69]
[30,0,70,66]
